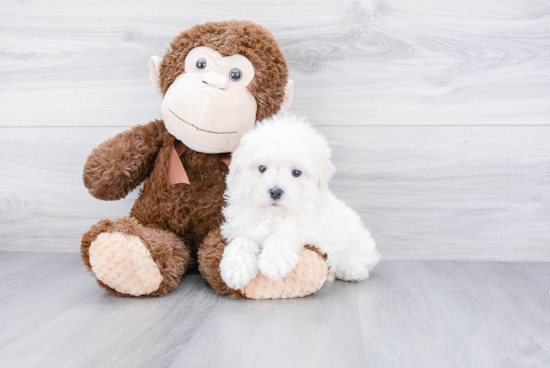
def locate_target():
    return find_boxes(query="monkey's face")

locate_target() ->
[155,47,258,154]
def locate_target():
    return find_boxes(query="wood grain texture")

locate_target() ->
[1,0,549,126]
[1,126,549,261]
[0,252,548,367]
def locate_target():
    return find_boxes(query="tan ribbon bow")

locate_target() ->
[167,140,231,185]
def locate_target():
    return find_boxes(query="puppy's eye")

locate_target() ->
[229,68,242,81]
[292,169,302,177]
[259,165,267,173]
[196,58,207,70]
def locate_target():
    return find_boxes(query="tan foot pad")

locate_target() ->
[89,232,163,296]
[241,249,327,299]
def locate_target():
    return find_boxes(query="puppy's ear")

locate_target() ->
[228,150,243,176]
[317,158,336,190]
[228,161,241,176]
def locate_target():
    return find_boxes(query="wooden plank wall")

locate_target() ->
[1,0,549,260]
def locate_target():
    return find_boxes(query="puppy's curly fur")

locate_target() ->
[220,113,380,289]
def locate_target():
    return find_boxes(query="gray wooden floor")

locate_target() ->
[1,252,548,368]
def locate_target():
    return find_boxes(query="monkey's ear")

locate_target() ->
[149,56,163,94]
[279,79,294,112]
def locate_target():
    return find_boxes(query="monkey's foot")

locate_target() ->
[89,232,163,296]
[242,246,328,299]
[81,217,191,297]
[198,228,328,299]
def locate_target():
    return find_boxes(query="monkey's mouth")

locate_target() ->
[168,108,237,135]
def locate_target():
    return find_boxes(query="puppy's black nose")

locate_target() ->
[269,188,284,200]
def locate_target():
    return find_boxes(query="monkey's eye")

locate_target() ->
[292,169,302,177]
[196,58,207,70]
[229,68,242,81]
[259,165,267,173]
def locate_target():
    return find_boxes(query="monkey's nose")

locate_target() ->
[269,188,284,200]
[202,70,228,89]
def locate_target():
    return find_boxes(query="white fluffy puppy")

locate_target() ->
[220,113,380,290]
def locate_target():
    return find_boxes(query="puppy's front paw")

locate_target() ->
[220,251,258,290]
[220,237,260,290]
[258,247,300,280]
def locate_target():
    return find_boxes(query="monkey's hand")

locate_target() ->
[83,120,165,201]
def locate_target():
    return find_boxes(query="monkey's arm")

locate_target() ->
[83,119,165,201]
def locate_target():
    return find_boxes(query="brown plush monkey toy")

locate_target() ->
[81,21,329,299]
